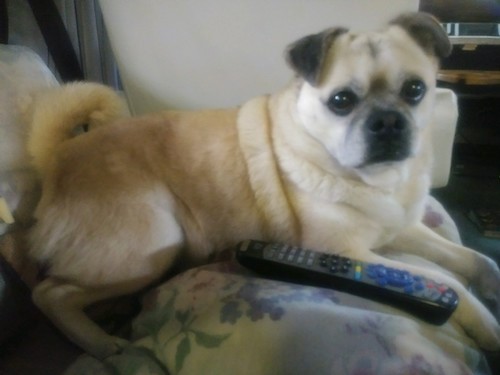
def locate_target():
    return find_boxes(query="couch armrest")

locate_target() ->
[430,88,458,188]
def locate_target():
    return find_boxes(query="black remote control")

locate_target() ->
[235,240,458,325]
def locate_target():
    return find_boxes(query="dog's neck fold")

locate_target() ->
[236,95,300,244]
[354,162,410,191]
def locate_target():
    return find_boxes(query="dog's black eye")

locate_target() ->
[401,79,426,105]
[327,90,358,116]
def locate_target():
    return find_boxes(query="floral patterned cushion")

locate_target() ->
[65,196,492,375]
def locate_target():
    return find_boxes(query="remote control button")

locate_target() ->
[265,248,276,259]
[404,285,414,294]
[341,257,351,266]
[376,277,388,286]
[437,285,448,293]
[377,267,388,278]
[439,291,458,306]
[366,266,377,279]
[414,282,425,291]
[387,269,413,288]
[423,289,441,300]
[354,264,362,280]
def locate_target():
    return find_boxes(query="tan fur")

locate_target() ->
[28,16,500,358]
[27,82,128,177]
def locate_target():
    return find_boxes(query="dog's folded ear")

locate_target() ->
[285,27,348,86]
[390,12,452,59]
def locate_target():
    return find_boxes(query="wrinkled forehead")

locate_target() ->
[320,27,438,92]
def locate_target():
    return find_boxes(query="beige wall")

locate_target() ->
[99,0,419,113]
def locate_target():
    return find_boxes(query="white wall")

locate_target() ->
[99,0,419,113]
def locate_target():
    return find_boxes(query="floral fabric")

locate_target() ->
[65,197,491,375]
[66,267,489,374]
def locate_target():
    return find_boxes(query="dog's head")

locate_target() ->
[286,12,451,182]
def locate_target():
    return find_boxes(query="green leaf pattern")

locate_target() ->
[174,336,191,373]
[65,262,492,375]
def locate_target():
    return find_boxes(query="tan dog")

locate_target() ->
[28,12,500,358]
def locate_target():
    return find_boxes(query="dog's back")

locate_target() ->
[29,104,272,286]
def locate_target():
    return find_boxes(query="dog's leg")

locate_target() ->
[29,185,185,358]
[32,277,154,359]
[386,222,500,316]
[351,249,500,351]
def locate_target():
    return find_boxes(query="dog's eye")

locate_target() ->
[401,79,426,105]
[327,90,358,116]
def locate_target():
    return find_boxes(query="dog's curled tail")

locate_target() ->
[28,82,128,176]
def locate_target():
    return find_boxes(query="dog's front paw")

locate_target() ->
[453,285,500,351]
[90,336,129,359]
[473,255,500,320]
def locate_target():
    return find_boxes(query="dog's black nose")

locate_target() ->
[363,110,412,165]
[366,111,407,135]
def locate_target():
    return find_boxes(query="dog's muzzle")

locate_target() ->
[363,110,412,165]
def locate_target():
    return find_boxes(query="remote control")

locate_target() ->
[235,240,458,325]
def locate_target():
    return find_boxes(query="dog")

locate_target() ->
[27,12,500,358]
